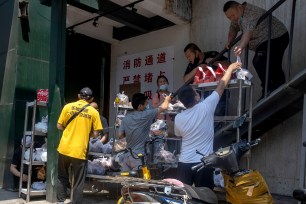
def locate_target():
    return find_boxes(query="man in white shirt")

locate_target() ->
[174,62,241,189]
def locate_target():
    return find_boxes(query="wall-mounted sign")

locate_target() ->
[116,46,174,100]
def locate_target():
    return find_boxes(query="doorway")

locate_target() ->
[65,33,111,119]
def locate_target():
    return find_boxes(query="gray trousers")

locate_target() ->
[57,153,87,204]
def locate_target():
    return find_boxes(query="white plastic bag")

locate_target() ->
[24,149,35,161]
[101,143,112,154]
[87,158,107,175]
[213,168,225,188]
[35,115,48,133]
[153,143,177,164]
[34,148,44,162]
[150,119,168,137]
[113,138,127,152]
[114,91,131,107]
[236,56,253,80]
[41,151,47,162]
[89,138,103,153]
[31,181,46,190]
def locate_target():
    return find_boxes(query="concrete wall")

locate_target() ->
[0,0,20,188]
[191,0,306,102]
[249,112,302,195]
[189,0,306,196]
[0,0,51,189]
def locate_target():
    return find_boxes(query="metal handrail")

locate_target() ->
[212,0,296,142]
[173,0,291,98]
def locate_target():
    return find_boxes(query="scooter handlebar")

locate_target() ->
[247,138,261,147]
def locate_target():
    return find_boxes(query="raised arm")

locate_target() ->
[215,62,241,96]
[157,95,171,114]
[225,30,239,49]
[234,31,252,56]
[183,67,198,83]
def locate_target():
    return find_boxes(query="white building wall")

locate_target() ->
[109,23,190,135]
[109,0,306,196]
[190,0,306,196]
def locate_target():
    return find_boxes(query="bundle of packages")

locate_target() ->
[114,91,132,108]
[150,119,168,137]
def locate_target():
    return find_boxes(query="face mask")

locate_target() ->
[193,55,200,66]
[159,84,169,91]
[145,104,150,110]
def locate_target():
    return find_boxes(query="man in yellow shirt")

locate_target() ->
[57,87,102,204]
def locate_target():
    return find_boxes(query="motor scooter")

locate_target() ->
[192,138,274,204]
[293,189,306,204]
[192,139,261,174]
[117,147,218,204]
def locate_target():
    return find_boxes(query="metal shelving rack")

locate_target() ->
[86,104,132,179]
[19,100,47,202]
[194,79,253,167]
[85,104,133,194]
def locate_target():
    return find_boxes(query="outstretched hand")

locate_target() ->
[164,95,172,103]
[228,62,242,72]
[233,46,242,56]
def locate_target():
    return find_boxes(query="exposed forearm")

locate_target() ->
[228,30,238,45]
[11,164,28,182]
[10,165,20,177]
[57,123,64,131]
[158,96,171,114]
[100,133,109,144]
[183,68,198,83]
[92,130,100,138]
[152,96,163,108]
[238,31,252,51]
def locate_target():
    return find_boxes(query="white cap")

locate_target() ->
[21,136,31,148]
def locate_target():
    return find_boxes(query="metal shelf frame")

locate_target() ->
[85,104,129,182]
[19,100,47,202]
[194,79,253,167]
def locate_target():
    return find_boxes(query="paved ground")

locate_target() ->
[0,182,298,204]
[0,180,120,204]
[0,188,118,204]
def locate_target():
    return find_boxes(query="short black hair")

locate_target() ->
[184,43,202,53]
[223,1,240,12]
[132,93,148,110]
[178,85,197,108]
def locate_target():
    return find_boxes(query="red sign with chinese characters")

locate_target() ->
[37,89,49,103]
[116,46,174,98]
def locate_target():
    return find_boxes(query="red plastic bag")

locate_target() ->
[215,63,226,81]
[204,66,216,83]
[193,65,216,84]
